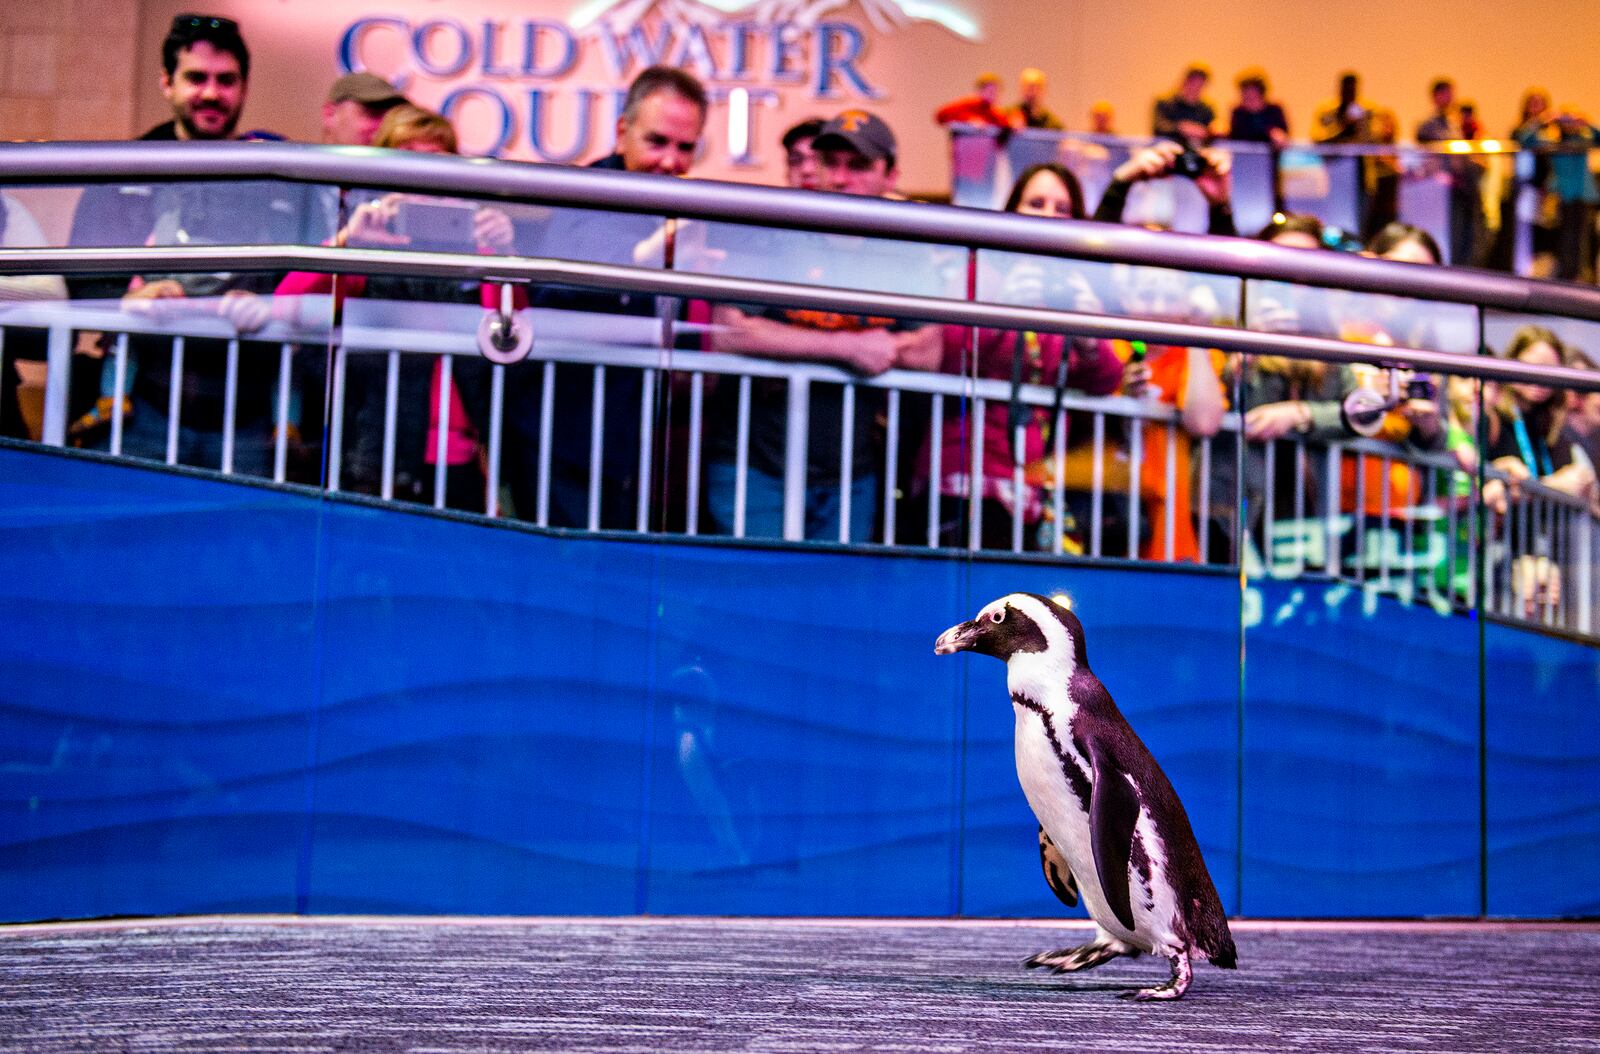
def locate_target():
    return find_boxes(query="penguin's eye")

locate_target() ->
[989,608,1006,625]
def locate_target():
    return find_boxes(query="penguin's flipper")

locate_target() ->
[1089,746,1140,932]
[1037,825,1079,908]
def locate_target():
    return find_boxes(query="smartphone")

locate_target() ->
[392,200,478,253]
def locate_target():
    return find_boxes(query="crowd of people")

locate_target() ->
[938,64,1600,279]
[1,13,1597,610]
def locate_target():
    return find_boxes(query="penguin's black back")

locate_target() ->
[1068,666,1237,968]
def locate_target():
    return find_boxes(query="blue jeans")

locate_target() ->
[706,460,877,543]
[113,392,273,478]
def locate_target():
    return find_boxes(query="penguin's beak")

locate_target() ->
[935,620,982,655]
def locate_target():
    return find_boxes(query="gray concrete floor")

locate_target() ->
[2,917,1597,1052]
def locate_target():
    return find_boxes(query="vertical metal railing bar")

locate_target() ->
[1552,504,1564,629]
[1011,423,1025,554]
[1324,443,1342,576]
[221,339,239,475]
[1422,467,1439,606]
[1564,505,1577,630]
[926,394,943,549]
[1465,469,1479,610]
[536,360,554,527]
[734,374,751,539]
[1501,506,1515,616]
[1262,439,1276,570]
[686,371,704,536]
[1541,499,1556,627]
[486,363,504,517]
[273,343,292,484]
[883,388,900,546]
[1517,496,1532,617]
[1531,499,1545,625]
[1378,455,1393,589]
[326,344,345,490]
[1578,507,1594,635]
[1127,417,1143,561]
[636,367,655,534]
[967,396,985,552]
[1354,453,1367,584]
[781,377,808,542]
[109,333,128,457]
[1293,441,1308,577]
[1446,468,1460,605]
[433,353,453,511]
[1403,466,1417,596]
[1052,406,1066,557]
[381,350,399,501]
[1163,422,1176,562]
[41,325,70,447]
[165,336,185,466]
[1554,501,1565,629]
[587,365,605,531]
[838,383,855,545]
[1478,505,1491,614]
[1091,412,1105,558]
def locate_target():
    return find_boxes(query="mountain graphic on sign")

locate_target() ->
[569,0,981,41]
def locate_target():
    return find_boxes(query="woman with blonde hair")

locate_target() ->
[276,105,519,511]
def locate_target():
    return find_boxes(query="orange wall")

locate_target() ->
[6,0,1600,195]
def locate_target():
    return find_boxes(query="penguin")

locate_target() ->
[935,592,1236,1000]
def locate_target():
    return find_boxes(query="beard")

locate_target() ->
[176,101,240,140]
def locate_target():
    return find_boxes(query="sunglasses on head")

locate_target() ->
[170,14,239,34]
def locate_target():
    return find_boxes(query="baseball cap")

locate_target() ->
[812,110,897,163]
[327,72,406,108]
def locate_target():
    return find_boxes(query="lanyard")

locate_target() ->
[1511,408,1553,477]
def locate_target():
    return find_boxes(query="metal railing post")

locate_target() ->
[41,325,71,447]
[782,377,809,542]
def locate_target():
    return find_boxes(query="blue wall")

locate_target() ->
[1,446,1596,921]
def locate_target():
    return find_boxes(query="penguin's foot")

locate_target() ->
[1024,938,1134,974]
[1118,951,1191,1001]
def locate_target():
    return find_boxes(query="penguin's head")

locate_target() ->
[934,592,1087,666]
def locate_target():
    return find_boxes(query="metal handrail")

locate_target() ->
[953,124,1551,156]
[4,244,1599,395]
[5,140,1600,320]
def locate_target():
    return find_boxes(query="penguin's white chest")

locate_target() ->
[1011,704,1101,900]
[1011,699,1177,954]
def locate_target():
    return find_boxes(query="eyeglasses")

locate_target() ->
[170,14,240,34]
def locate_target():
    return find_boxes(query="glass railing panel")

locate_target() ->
[975,249,1242,330]
[1237,345,1489,916]
[1244,276,1478,354]
[2,181,340,251]
[949,131,1564,276]
[672,221,967,301]
[1476,309,1600,634]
